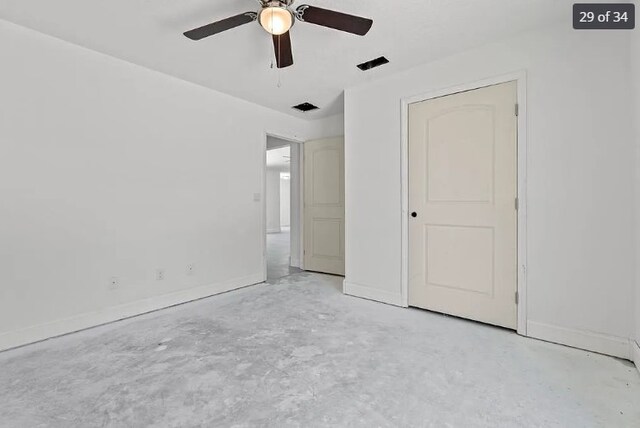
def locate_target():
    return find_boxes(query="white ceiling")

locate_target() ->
[0,0,568,119]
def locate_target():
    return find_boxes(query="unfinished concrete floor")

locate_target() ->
[1,273,639,427]
[267,228,302,281]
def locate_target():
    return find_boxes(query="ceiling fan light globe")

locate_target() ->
[259,6,293,35]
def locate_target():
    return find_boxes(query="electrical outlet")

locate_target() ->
[156,269,165,281]
[253,193,261,202]
[186,264,195,276]
[109,277,119,289]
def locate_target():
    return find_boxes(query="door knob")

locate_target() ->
[411,212,418,218]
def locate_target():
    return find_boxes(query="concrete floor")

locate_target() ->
[1,273,639,427]
[267,228,302,281]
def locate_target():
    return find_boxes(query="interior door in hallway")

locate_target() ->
[304,137,345,275]
[408,81,518,329]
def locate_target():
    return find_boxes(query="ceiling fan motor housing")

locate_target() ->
[259,1,296,35]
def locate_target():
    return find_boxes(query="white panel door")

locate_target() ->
[304,137,345,275]
[408,82,518,329]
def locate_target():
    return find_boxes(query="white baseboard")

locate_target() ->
[0,273,263,352]
[342,283,634,361]
[527,321,631,360]
[267,228,281,234]
[290,257,301,269]
[633,341,640,375]
[343,280,403,306]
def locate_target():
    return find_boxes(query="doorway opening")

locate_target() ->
[265,136,303,281]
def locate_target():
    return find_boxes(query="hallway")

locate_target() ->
[267,228,302,281]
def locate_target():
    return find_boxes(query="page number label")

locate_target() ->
[573,3,635,29]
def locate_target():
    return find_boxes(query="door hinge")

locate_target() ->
[515,103,519,117]
[515,291,519,305]
[515,197,519,211]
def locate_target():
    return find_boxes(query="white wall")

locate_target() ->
[280,174,291,228]
[266,169,282,233]
[344,24,635,359]
[307,114,345,141]
[633,29,640,358]
[0,20,338,351]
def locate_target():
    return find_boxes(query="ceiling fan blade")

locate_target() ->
[184,12,257,40]
[295,5,373,36]
[273,31,294,68]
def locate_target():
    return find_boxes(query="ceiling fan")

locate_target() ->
[183,0,374,68]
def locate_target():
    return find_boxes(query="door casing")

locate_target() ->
[400,71,528,336]
[262,132,305,282]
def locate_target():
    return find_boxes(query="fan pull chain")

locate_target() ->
[267,10,282,88]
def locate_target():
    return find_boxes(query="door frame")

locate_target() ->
[262,132,305,282]
[400,71,528,336]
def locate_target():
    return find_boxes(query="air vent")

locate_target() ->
[292,102,319,112]
[357,56,389,71]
